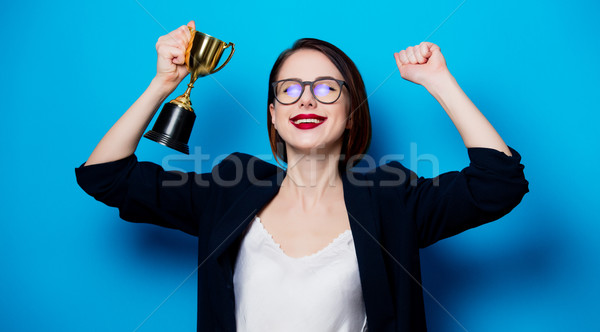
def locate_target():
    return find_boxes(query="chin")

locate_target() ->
[287,140,343,156]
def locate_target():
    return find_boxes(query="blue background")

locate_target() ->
[1,0,598,331]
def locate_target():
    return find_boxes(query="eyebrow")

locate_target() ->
[278,76,341,81]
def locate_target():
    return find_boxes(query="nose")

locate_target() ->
[298,84,316,108]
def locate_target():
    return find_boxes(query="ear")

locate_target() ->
[345,102,353,129]
[269,103,277,129]
[345,114,353,130]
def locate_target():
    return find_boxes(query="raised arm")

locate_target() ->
[84,21,196,166]
[394,42,512,157]
[391,42,528,246]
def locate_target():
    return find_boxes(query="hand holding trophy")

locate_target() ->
[145,24,235,154]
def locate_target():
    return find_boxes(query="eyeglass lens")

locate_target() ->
[276,79,341,104]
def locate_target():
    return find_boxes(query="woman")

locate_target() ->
[76,20,529,331]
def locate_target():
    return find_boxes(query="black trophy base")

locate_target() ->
[144,130,191,154]
[144,102,197,154]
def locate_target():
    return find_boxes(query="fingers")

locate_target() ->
[418,42,432,59]
[160,45,187,65]
[395,42,437,65]
[397,50,407,63]
[422,41,440,54]
[156,25,192,53]
[172,25,192,49]
[187,20,196,31]
[156,24,194,69]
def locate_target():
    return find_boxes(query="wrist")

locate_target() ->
[150,75,179,98]
[423,70,456,97]
[149,76,178,100]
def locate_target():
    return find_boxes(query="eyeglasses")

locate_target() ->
[272,78,346,105]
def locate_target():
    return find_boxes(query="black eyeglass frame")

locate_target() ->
[271,78,347,105]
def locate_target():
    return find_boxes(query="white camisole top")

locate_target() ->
[233,216,368,331]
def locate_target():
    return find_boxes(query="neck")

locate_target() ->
[280,148,344,210]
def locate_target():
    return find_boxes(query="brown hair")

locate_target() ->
[267,38,372,170]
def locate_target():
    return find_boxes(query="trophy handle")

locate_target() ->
[210,42,235,74]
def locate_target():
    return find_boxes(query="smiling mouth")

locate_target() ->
[289,114,327,129]
[290,114,327,122]
[292,118,324,124]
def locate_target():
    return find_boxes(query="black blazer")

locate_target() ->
[75,146,528,331]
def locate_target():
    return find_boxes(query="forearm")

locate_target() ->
[425,71,512,157]
[84,78,171,166]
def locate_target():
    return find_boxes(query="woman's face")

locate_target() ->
[270,49,351,158]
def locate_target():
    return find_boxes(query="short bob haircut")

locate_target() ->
[267,38,372,170]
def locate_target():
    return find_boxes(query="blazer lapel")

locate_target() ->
[208,172,284,262]
[343,171,396,330]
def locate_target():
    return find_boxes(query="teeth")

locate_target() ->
[293,118,323,124]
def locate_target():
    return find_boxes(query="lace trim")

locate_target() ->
[253,216,352,260]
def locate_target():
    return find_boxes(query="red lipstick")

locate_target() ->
[289,114,327,130]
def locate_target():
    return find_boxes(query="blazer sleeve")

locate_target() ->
[74,154,214,236]
[393,146,529,248]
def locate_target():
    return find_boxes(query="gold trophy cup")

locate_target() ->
[144,29,235,154]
